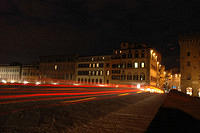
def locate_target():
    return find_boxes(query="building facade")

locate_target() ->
[165,68,181,91]
[109,42,162,86]
[0,64,22,83]
[21,65,40,83]
[76,55,111,84]
[39,55,77,83]
[179,35,200,97]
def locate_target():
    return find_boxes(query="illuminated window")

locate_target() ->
[92,71,95,75]
[89,71,91,75]
[100,71,103,75]
[93,64,95,68]
[186,87,192,96]
[54,65,58,70]
[102,57,105,60]
[89,64,92,67]
[106,70,110,76]
[96,63,99,68]
[141,62,145,68]
[134,62,138,68]
[96,71,99,76]
[198,88,200,97]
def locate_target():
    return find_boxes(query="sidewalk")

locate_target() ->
[146,90,200,133]
[67,94,166,133]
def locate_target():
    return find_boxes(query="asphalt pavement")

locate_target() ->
[0,85,165,133]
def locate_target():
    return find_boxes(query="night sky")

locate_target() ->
[0,0,200,69]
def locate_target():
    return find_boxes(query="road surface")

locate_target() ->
[0,84,165,133]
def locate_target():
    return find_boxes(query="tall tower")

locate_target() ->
[179,34,200,97]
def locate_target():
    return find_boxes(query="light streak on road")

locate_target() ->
[63,97,96,103]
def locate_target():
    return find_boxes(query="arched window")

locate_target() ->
[141,62,145,68]
[127,62,132,68]
[140,73,145,81]
[92,79,94,83]
[186,87,192,96]
[133,74,139,80]
[141,50,145,58]
[127,73,132,80]
[100,79,102,84]
[96,79,98,83]
[134,62,139,68]
[135,50,139,58]
[122,53,126,59]
[85,78,87,82]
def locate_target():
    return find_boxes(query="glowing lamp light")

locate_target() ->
[2,80,7,83]
[35,82,41,85]
[150,50,153,54]
[137,84,141,89]
[23,81,29,84]
[98,84,105,87]
[11,80,15,83]
[52,83,57,85]
[146,88,151,92]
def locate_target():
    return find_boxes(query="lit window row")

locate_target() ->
[112,74,145,81]
[78,71,103,76]
[78,63,104,68]
[78,78,103,84]
[112,62,145,69]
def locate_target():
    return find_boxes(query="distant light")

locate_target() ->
[11,80,15,83]
[2,80,7,83]
[146,88,151,92]
[54,65,58,70]
[137,84,141,89]
[140,88,144,91]
[35,82,41,85]
[73,83,79,86]
[150,50,153,54]
[23,81,29,84]
[98,84,105,87]
[52,83,57,85]
[116,85,119,88]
